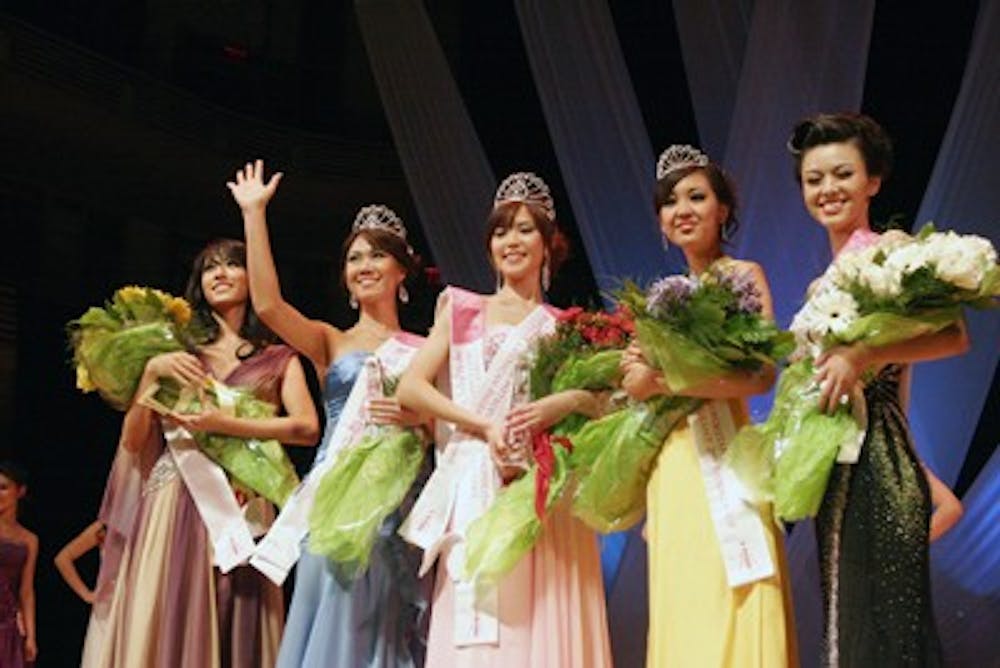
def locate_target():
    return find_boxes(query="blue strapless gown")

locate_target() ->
[277,352,428,668]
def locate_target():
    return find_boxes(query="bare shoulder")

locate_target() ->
[726,258,766,276]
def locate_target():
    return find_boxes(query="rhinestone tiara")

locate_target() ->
[656,144,710,180]
[352,204,408,240]
[493,172,556,221]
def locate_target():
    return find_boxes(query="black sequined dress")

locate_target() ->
[816,364,942,667]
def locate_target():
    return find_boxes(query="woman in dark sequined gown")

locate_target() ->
[787,113,970,666]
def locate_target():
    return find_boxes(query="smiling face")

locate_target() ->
[199,252,249,310]
[489,204,547,285]
[658,170,729,255]
[343,233,407,306]
[799,140,882,234]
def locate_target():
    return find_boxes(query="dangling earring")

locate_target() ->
[661,233,670,252]
[349,293,358,310]
[495,271,503,293]
[541,259,551,292]
[398,284,409,304]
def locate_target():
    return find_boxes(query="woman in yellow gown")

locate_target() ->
[621,145,798,667]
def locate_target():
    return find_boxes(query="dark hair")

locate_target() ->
[788,112,893,183]
[339,227,420,290]
[184,238,276,354]
[0,461,28,488]
[484,201,569,276]
[654,163,740,242]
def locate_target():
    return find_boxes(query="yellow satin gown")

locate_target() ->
[646,399,798,667]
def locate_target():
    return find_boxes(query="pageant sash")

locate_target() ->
[164,425,257,573]
[690,401,776,587]
[398,288,556,647]
[250,334,422,585]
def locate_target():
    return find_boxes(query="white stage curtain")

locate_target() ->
[355,0,494,292]
[671,0,754,159]
[908,0,1000,485]
[514,0,681,297]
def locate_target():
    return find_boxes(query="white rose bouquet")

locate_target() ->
[730,224,998,521]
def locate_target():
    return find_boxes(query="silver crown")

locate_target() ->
[493,172,556,221]
[352,204,408,240]
[656,144,710,180]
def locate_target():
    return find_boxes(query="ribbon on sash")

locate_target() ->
[689,400,776,588]
[398,287,557,647]
[249,333,422,585]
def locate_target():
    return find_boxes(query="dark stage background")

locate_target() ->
[0,1,995,666]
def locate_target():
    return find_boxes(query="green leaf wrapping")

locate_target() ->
[726,359,860,522]
[172,385,301,508]
[463,443,572,584]
[74,322,185,409]
[570,396,701,533]
[308,428,425,580]
[633,318,730,393]
[549,349,623,394]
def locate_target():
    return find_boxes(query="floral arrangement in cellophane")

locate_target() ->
[729,225,999,521]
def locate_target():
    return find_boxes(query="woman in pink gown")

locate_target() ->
[397,173,613,667]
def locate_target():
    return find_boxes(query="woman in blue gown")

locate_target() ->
[229,160,429,667]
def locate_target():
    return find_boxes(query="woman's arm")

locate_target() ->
[19,532,38,663]
[119,352,205,452]
[396,305,493,438]
[621,359,774,401]
[925,465,963,542]
[177,356,319,445]
[54,521,104,604]
[815,322,969,413]
[229,159,340,372]
[503,388,607,436]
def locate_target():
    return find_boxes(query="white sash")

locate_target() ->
[399,291,556,647]
[689,401,776,587]
[249,336,420,585]
[164,426,257,573]
[139,382,259,573]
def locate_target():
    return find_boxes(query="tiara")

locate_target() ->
[656,144,710,180]
[352,204,408,240]
[493,172,556,221]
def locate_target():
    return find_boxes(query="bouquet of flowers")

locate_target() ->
[730,225,999,521]
[463,307,633,583]
[309,366,427,580]
[570,262,793,532]
[71,286,299,507]
[69,286,194,409]
[618,264,794,392]
[146,380,301,508]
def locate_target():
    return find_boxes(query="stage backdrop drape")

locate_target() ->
[671,0,754,159]
[908,0,1000,486]
[355,0,494,292]
[514,0,681,297]
[724,1,876,329]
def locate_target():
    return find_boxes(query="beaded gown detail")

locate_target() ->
[816,364,942,666]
